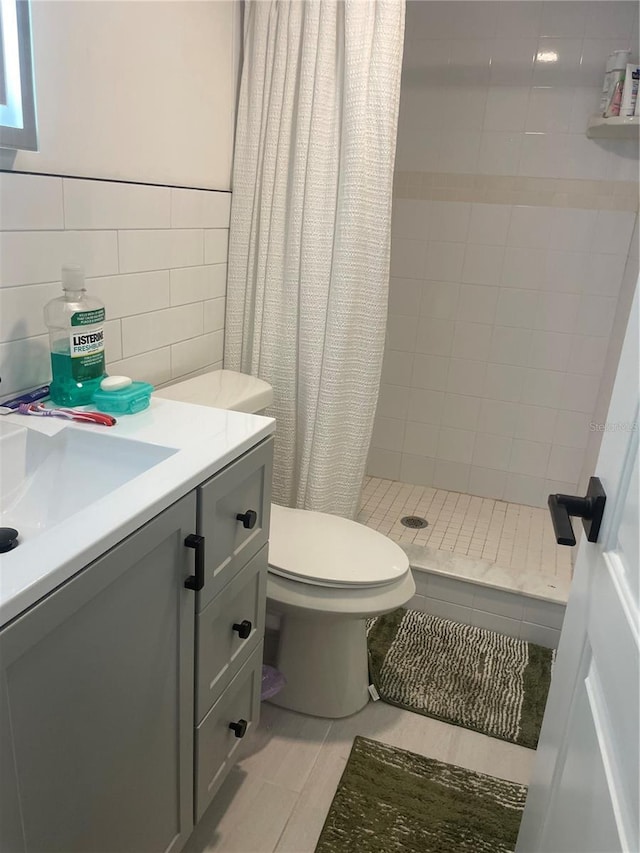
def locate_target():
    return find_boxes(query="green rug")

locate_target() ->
[368,609,553,749]
[315,736,526,853]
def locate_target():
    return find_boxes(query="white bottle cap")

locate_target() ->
[62,264,86,291]
[100,375,133,392]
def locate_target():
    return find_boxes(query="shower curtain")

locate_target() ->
[225,0,405,518]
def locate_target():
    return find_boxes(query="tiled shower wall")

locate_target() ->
[0,173,230,397]
[369,1,639,508]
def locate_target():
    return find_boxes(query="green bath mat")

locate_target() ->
[315,736,526,853]
[368,609,553,749]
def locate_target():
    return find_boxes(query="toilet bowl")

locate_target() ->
[155,370,415,717]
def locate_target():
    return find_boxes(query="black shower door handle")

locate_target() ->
[548,477,606,547]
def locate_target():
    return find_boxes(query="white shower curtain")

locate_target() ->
[225,0,405,518]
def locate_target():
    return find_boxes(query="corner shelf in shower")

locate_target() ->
[586,115,639,139]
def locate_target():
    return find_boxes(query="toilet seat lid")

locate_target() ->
[268,504,409,588]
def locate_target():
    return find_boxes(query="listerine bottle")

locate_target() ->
[44,265,107,405]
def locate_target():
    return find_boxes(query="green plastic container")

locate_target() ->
[92,381,154,415]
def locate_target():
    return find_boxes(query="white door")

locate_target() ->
[516,283,639,853]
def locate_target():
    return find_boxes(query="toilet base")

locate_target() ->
[269,614,370,718]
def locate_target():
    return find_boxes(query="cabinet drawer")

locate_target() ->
[196,545,267,723]
[197,438,272,611]
[195,643,263,821]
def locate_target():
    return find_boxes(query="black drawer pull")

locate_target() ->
[236,509,258,530]
[184,534,205,591]
[229,719,248,739]
[232,620,252,639]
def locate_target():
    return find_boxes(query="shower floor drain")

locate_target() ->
[400,515,428,529]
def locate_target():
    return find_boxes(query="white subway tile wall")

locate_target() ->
[0,174,229,396]
[372,1,639,506]
[399,1,639,184]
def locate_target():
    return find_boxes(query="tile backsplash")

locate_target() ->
[0,172,229,397]
[369,1,639,507]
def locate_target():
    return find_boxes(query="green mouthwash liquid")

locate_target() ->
[44,265,107,406]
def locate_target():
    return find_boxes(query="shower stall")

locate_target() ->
[363,0,639,644]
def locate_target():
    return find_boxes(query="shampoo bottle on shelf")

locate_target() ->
[621,64,640,117]
[602,49,630,117]
[44,265,107,406]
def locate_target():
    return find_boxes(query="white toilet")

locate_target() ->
[156,370,415,718]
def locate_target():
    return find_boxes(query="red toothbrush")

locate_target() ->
[18,403,117,426]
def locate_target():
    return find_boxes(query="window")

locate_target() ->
[0,0,37,151]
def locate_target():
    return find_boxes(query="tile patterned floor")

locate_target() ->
[358,476,572,582]
[184,701,535,853]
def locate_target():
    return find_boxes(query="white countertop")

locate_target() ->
[0,398,275,628]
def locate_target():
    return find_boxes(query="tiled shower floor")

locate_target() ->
[358,476,572,601]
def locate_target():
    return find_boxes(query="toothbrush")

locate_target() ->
[0,385,51,412]
[1,384,51,409]
[17,403,117,427]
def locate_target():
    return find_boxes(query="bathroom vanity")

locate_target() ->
[0,402,274,853]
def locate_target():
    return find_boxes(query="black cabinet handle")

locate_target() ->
[232,620,252,639]
[184,534,205,590]
[228,719,248,738]
[236,509,257,530]
[548,477,606,547]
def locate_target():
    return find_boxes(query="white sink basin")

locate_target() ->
[0,399,275,629]
[0,420,176,544]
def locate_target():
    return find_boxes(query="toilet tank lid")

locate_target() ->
[154,370,273,413]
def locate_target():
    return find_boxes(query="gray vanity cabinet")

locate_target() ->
[0,495,197,853]
[0,436,273,853]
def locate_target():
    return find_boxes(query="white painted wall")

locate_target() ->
[1,1,241,396]
[12,0,239,189]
